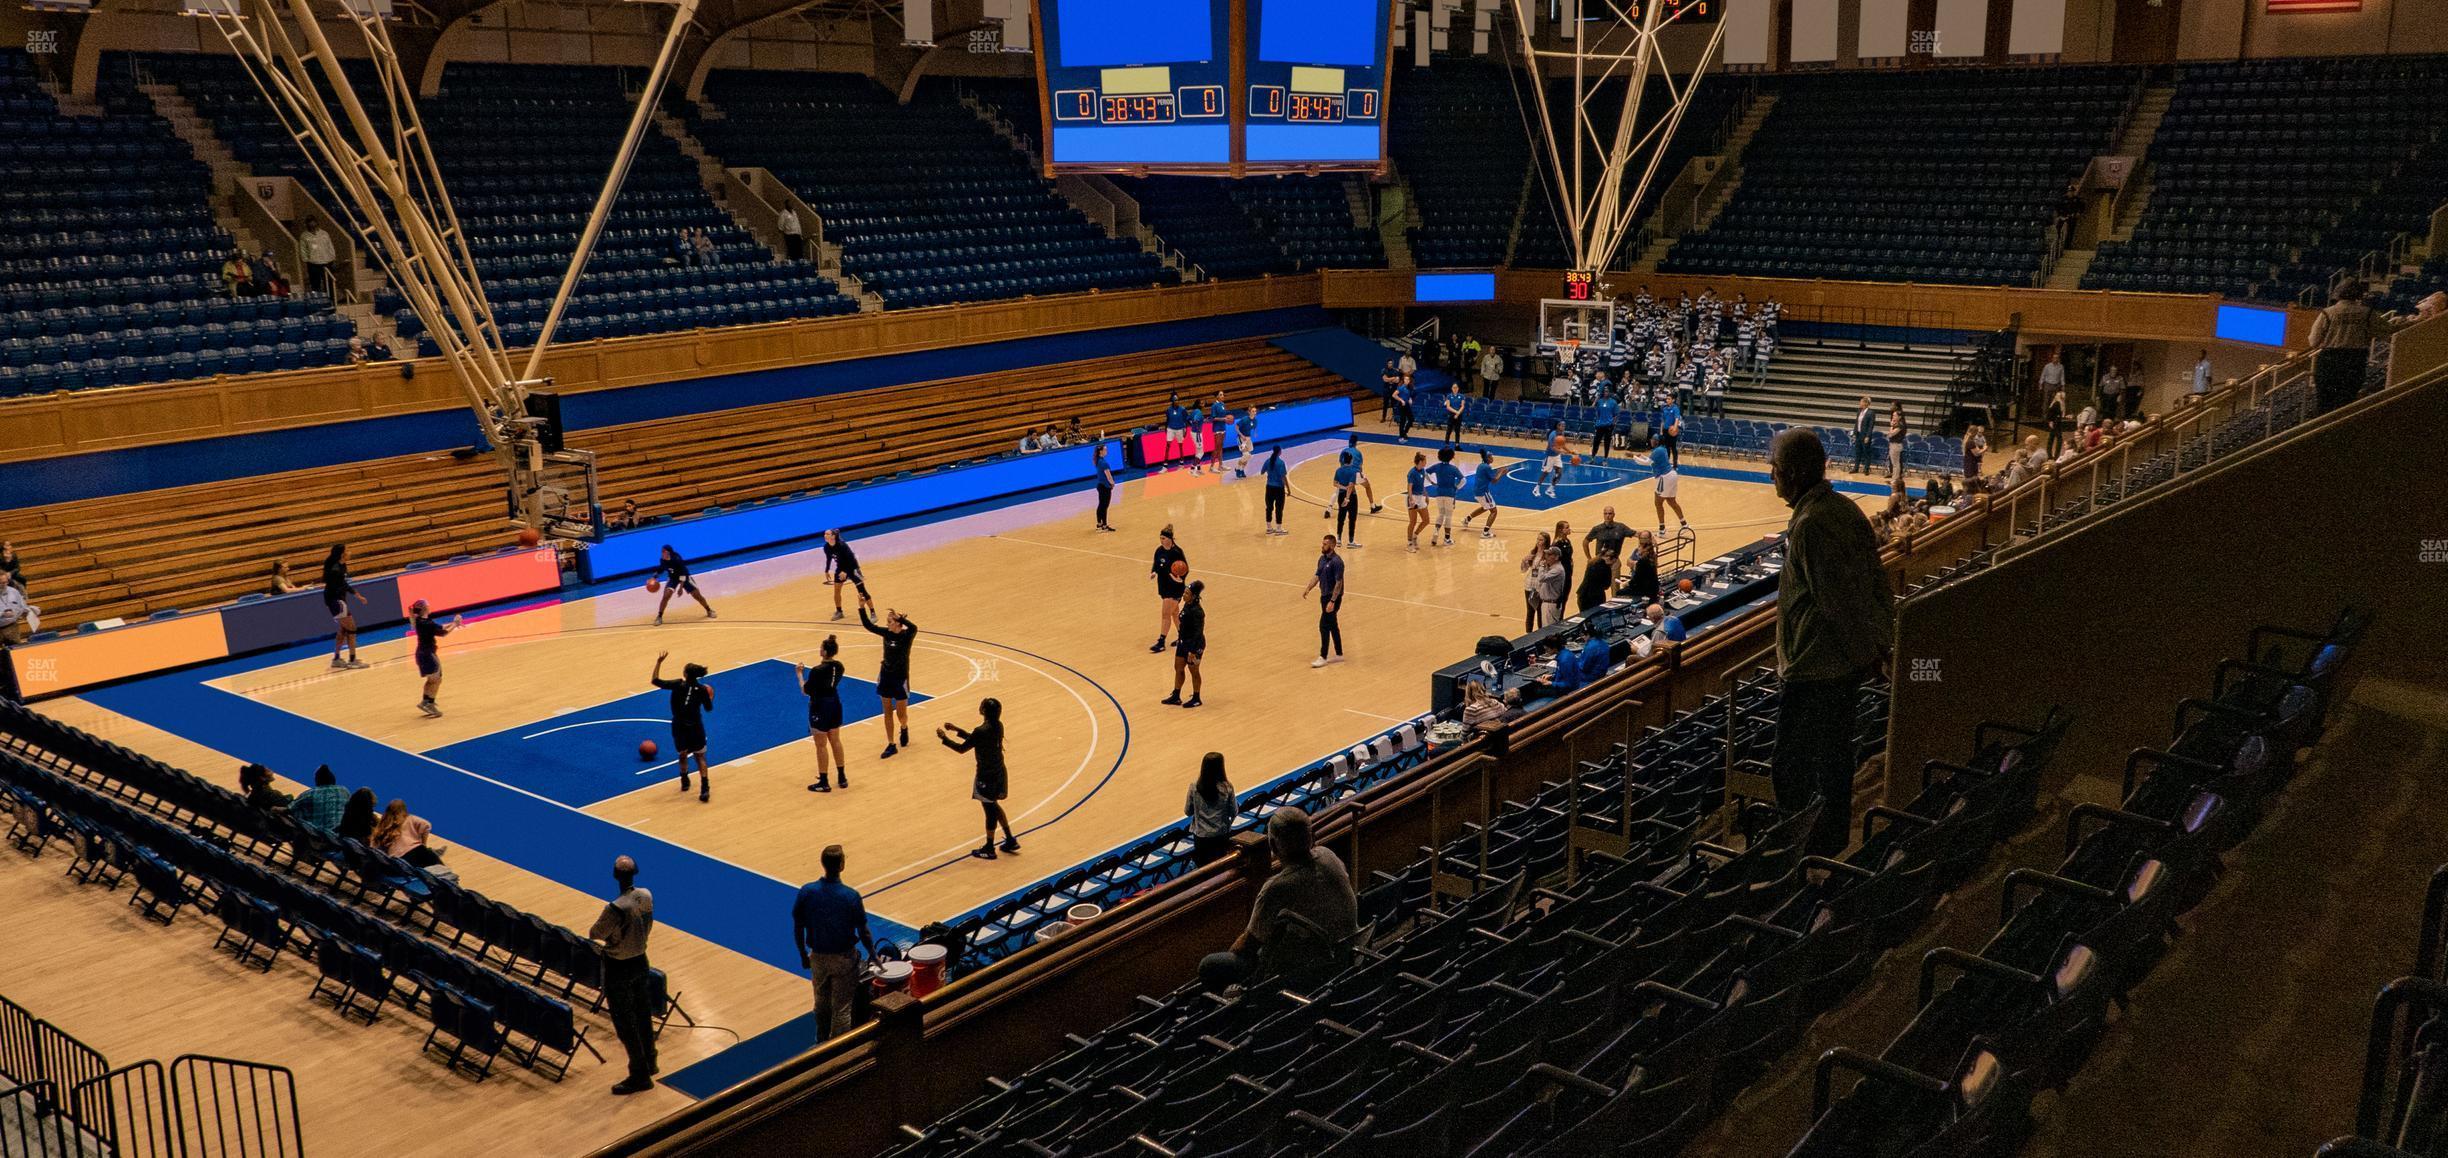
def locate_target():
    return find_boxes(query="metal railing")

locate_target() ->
[171,1055,305,1158]
[0,994,301,1158]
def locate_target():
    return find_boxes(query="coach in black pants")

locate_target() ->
[1766,429,1894,857]
[590,855,659,1094]
[1302,536,1345,668]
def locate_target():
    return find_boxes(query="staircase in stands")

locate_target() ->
[138,82,403,352]
[1352,175,1409,267]
[2047,79,2175,290]
[1373,165,1417,268]
[1721,335,1972,431]
[663,100,883,310]
[1625,91,1778,274]
[955,90,1170,275]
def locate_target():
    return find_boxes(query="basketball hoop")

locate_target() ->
[1553,339,1582,360]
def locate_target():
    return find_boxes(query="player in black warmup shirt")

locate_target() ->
[322,544,369,670]
[1149,526,1187,653]
[798,635,849,792]
[820,530,872,623]
[651,652,716,802]
[939,698,1019,860]
[409,600,461,718]
[652,545,717,626]
[861,606,917,758]
[1163,580,1206,708]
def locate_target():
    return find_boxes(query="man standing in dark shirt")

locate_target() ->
[1582,506,1631,562]
[591,855,657,1095]
[861,606,917,759]
[1300,536,1346,669]
[792,844,874,1041]
[1768,429,1894,856]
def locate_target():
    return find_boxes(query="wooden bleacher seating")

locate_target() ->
[0,339,1363,628]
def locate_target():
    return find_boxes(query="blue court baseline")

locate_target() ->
[424,659,926,809]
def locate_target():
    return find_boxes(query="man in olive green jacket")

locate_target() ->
[1769,428,1895,855]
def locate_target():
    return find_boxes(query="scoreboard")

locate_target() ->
[1243,0,1392,165]
[1033,0,1395,175]
[1039,0,1234,169]
[1627,0,1721,19]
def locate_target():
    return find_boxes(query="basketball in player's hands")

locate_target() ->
[1170,560,1188,581]
[646,578,662,594]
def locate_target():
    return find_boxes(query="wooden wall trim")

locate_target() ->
[0,275,1326,466]
[1319,268,2318,347]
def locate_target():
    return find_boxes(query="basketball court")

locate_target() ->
[15,418,1890,1151]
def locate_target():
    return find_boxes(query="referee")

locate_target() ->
[820,529,871,623]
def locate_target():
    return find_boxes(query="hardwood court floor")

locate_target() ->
[16,425,1873,1156]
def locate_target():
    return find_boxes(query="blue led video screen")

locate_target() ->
[1257,0,1382,66]
[1053,0,1216,68]
[2215,303,2288,346]
[1041,0,1233,168]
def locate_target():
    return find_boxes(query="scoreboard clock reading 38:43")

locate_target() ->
[1032,0,1395,175]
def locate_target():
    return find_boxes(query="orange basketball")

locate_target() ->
[645,578,663,594]
[638,740,659,761]
[1170,560,1188,581]
[1677,577,1696,593]
[1567,454,1580,465]
[516,528,542,548]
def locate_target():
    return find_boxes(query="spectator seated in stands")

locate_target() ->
[220,248,255,297]
[287,764,349,832]
[237,763,291,810]
[1197,807,1357,993]
[369,798,446,868]
[0,575,38,644]
[362,337,393,362]
[335,787,378,843]
[1458,678,1515,734]
[266,559,302,595]
[691,228,717,268]
[604,498,641,531]
[252,251,290,297]
[1925,475,1958,508]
